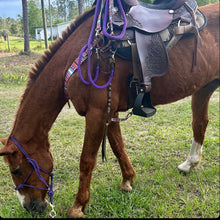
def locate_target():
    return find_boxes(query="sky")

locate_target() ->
[0,0,22,19]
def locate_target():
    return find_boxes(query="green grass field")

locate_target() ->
[0,52,219,218]
[0,36,51,53]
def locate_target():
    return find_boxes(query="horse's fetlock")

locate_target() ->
[187,155,200,164]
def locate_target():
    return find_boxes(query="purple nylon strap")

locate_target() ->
[64,0,127,95]
[10,136,54,204]
[78,0,126,88]
[102,0,127,40]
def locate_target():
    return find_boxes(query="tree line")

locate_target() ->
[0,0,93,39]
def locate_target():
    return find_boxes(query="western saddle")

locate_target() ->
[109,0,207,117]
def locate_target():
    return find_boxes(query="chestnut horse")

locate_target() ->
[0,3,219,218]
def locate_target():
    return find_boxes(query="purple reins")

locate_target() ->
[102,0,127,40]
[10,136,54,205]
[77,0,127,89]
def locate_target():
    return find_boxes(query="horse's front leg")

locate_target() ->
[67,108,106,218]
[108,112,136,191]
[178,79,219,172]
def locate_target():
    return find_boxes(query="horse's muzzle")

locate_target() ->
[24,199,47,213]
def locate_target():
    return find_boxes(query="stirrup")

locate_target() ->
[132,91,156,118]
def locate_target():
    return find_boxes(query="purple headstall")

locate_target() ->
[10,136,56,217]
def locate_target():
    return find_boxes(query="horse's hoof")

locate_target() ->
[178,160,191,173]
[120,180,132,191]
[67,206,84,218]
[178,159,199,173]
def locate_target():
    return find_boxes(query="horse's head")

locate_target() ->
[0,136,53,213]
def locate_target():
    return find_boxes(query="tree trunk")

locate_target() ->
[78,0,84,15]
[41,0,48,49]
[7,34,10,51]
[48,0,53,41]
[22,0,30,53]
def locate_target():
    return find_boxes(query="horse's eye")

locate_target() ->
[11,168,21,176]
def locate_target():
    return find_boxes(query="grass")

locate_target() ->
[0,36,52,53]
[0,52,219,218]
[0,52,41,84]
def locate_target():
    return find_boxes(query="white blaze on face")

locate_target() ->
[16,191,25,207]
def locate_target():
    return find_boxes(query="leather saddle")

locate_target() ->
[111,0,207,118]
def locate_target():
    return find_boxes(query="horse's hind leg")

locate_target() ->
[178,79,219,173]
[107,112,136,191]
[67,108,106,218]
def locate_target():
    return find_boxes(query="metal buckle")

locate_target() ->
[49,202,56,218]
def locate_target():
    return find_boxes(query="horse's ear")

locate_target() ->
[0,139,17,156]
[0,138,7,146]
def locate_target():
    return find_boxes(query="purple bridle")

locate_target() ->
[10,136,55,213]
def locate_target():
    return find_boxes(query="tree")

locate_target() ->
[28,0,42,37]
[55,0,68,21]
[48,0,53,41]
[22,0,30,53]
[67,0,78,20]
[78,0,84,15]
[10,22,20,35]
[41,0,48,48]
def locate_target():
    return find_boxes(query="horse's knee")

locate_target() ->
[178,138,203,173]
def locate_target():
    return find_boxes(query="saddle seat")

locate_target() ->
[113,0,198,33]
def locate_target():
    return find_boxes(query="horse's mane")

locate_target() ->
[20,6,95,104]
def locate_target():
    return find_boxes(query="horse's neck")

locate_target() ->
[11,12,94,144]
[12,69,66,143]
